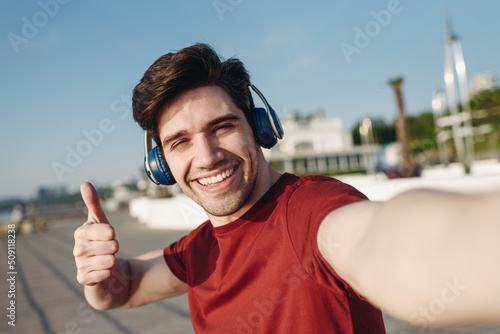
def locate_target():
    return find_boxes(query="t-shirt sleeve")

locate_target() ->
[163,235,189,283]
[163,221,213,284]
[285,176,369,299]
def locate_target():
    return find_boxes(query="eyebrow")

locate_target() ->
[208,114,242,128]
[162,130,188,149]
[161,113,243,148]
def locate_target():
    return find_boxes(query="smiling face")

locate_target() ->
[158,85,274,225]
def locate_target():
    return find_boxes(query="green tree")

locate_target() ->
[406,112,437,153]
[469,87,500,152]
[352,118,396,145]
[470,88,500,111]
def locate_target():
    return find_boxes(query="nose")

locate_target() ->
[192,134,224,169]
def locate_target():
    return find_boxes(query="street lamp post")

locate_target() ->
[443,27,474,173]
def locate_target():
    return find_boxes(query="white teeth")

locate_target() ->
[197,167,234,186]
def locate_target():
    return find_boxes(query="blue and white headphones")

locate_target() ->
[144,84,284,185]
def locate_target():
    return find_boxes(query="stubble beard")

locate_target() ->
[186,149,259,218]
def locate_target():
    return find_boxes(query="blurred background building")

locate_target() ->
[263,110,378,176]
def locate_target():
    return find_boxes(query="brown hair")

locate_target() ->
[132,43,255,145]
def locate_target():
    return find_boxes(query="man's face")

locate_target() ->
[158,85,260,218]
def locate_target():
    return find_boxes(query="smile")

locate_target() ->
[197,166,236,186]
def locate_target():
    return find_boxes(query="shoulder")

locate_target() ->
[284,174,369,260]
[283,174,368,247]
[282,176,371,296]
[285,174,367,206]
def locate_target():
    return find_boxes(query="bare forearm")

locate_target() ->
[352,189,500,326]
[84,258,132,310]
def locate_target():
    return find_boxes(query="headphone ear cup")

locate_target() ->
[146,146,176,185]
[253,107,278,149]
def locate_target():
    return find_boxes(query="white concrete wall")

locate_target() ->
[129,194,208,230]
[337,159,500,201]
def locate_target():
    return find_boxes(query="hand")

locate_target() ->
[73,182,119,286]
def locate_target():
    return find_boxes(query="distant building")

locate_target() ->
[37,185,69,199]
[263,111,377,175]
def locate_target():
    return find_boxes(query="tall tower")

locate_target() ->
[439,21,475,173]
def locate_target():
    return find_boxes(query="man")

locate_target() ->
[73,43,500,333]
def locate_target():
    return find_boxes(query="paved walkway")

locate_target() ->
[1,210,499,333]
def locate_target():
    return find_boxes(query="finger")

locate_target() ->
[91,239,119,255]
[75,254,116,280]
[77,269,114,286]
[75,253,116,271]
[73,238,119,258]
[74,222,116,242]
[84,254,117,272]
[86,224,116,242]
[81,182,109,224]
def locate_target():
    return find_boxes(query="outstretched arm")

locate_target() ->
[317,188,500,327]
[74,182,187,310]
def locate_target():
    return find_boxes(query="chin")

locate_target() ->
[196,190,250,217]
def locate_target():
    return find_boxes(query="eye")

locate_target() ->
[171,139,188,150]
[213,123,234,134]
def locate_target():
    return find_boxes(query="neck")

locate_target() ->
[208,163,281,227]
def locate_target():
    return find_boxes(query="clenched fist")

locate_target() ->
[74,182,119,286]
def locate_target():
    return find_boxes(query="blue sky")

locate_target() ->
[1,0,499,200]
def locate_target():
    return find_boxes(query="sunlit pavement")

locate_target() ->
[1,210,194,334]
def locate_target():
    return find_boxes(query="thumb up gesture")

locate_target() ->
[73,182,119,286]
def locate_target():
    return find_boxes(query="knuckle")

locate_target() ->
[111,240,120,253]
[105,255,117,268]
[103,225,116,240]
[76,273,83,284]
[103,270,113,281]
[74,258,86,271]
[73,244,84,257]
[74,221,92,240]
[76,273,88,285]
[74,227,83,240]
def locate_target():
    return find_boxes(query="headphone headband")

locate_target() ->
[144,132,160,185]
[250,84,284,140]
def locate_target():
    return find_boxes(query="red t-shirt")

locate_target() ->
[164,174,386,333]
